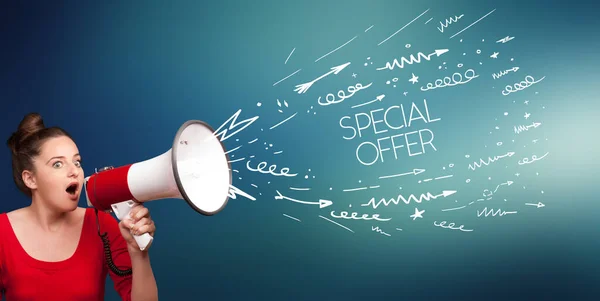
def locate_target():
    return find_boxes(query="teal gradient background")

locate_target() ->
[1,0,598,300]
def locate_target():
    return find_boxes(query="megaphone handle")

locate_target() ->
[111,201,154,251]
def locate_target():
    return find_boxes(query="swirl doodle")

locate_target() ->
[420,69,479,91]
[318,82,373,106]
[502,75,545,96]
[433,221,473,232]
[246,160,297,177]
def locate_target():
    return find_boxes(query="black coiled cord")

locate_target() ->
[93,168,132,277]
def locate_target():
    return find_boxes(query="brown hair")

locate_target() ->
[6,113,74,197]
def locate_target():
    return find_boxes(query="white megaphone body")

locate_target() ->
[83,120,232,251]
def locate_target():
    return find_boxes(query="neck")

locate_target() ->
[27,197,70,232]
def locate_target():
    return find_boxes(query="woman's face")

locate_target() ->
[24,135,85,212]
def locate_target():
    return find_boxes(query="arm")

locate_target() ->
[128,247,158,301]
[100,211,158,301]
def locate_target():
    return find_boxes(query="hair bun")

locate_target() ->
[7,113,46,154]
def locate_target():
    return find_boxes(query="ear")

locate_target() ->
[22,170,38,190]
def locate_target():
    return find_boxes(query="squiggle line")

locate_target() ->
[377,52,436,71]
[437,14,464,33]
[502,75,545,96]
[492,66,519,79]
[361,190,455,209]
[421,69,479,91]
[514,122,541,134]
[477,207,517,217]
[372,226,391,236]
[468,152,515,171]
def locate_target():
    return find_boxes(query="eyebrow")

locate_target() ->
[46,153,81,164]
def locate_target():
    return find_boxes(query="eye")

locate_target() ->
[52,161,63,168]
[74,160,82,167]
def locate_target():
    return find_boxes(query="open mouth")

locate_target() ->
[66,183,79,195]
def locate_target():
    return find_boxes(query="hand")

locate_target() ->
[119,203,156,253]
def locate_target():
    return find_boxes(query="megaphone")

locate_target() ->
[83,120,232,251]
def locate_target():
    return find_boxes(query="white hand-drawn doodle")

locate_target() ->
[378,8,430,46]
[318,82,373,106]
[294,62,351,94]
[276,99,288,113]
[449,8,496,39]
[418,174,453,184]
[289,187,311,191]
[315,36,357,63]
[273,68,301,86]
[319,215,354,233]
[228,184,256,201]
[468,151,515,171]
[492,66,519,79]
[408,73,419,84]
[490,52,499,59]
[379,168,426,179]
[342,185,380,192]
[351,94,385,109]
[269,112,297,130]
[496,36,515,43]
[274,190,333,208]
[246,160,297,177]
[425,17,433,24]
[410,208,425,220]
[284,48,295,64]
[433,221,473,232]
[213,109,259,142]
[437,14,464,33]
[377,49,449,71]
[518,152,549,165]
[372,226,391,236]
[361,190,457,209]
[330,210,391,221]
[525,202,545,208]
[514,122,541,134]
[283,213,301,222]
[228,157,245,164]
[502,75,546,96]
[477,207,517,217]
[420,69,479,91]
[441,205,466,212]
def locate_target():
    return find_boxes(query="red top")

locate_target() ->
[0,208,133,301]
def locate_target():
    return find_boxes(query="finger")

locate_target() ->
[133,222,155,236]
[131,217,153,235]
[128,203,143,218]
[132,207,149,222]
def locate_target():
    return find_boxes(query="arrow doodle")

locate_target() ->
[379,168,426,179]
[213,109,259,142]
[514,122,542,134]
[525,202,545,208]
[293,62,351,94]
[376,49,449,71]
[361,190,457,209]
[468,151,515,171]
[274,190,333,208]
[351,94,386,109]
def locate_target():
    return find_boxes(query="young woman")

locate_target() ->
[0,113,159,301]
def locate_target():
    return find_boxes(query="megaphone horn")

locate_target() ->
[83,120,232,250]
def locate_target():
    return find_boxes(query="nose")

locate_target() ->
[68,163,80,178]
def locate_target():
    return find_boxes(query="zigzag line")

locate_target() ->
[376,52,433,71]
[372,226,391,236]
[477,207,516,217]
[437,14,464,33]
[363,192,440,209]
